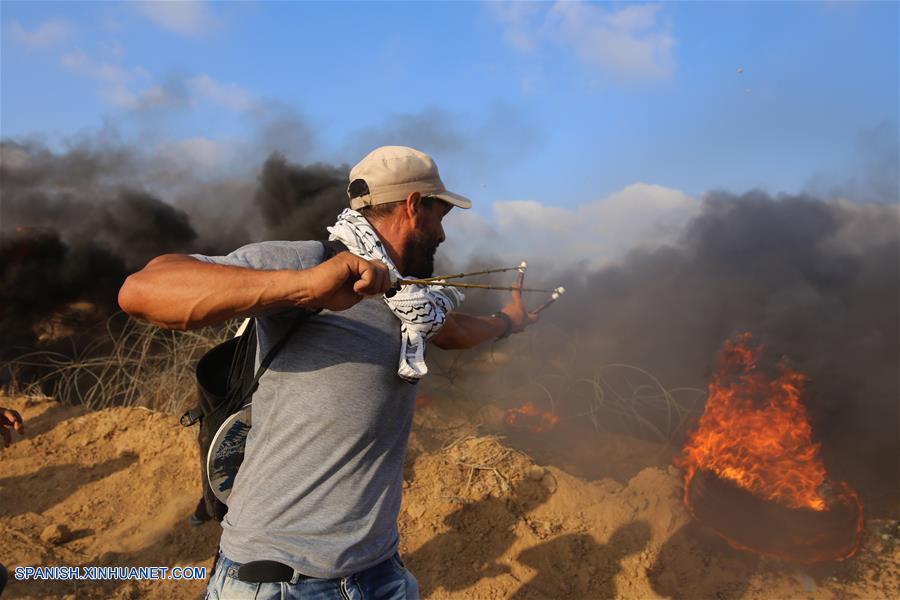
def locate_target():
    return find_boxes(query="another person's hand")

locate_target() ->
[500,282,539,334]
[1,408,25,449]
[306,252,392,312]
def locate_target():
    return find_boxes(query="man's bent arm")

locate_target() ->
[118,252,391,330]
[118,254,314,329]
[429,313,509,350]
[431,308,540,350]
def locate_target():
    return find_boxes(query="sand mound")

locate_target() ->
[1,395,897,599]
[1,396,218,599]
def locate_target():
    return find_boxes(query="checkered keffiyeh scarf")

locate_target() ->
[326,208,464,383]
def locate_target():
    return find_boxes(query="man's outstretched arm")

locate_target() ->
[118,252,391,330]
[430,286,539,350]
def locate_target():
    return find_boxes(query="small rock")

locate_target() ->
[799,573,815,593]
[541,472,558,494]
[527,465,546,481]
[406,504,426,519]
[40,523,71,545]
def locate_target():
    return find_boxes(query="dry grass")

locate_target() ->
[2,312,236,414]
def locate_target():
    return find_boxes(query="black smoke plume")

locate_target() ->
[253,155,348,241]
[0,140,346,356]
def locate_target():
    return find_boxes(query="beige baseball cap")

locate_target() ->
[347,146,472,210]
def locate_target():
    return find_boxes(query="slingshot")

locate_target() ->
[390,261,566,312]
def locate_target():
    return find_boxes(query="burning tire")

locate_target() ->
[686,468,863,563]
[678,334,865,563]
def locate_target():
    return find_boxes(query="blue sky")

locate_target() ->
[2,1,898,222]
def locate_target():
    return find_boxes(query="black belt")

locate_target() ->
[236,560,309,583]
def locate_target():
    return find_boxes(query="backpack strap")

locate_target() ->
[181,406,204,427]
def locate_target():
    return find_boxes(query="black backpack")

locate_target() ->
[180,239,346,522]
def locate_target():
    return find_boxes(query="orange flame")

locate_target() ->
[681,333,828,510]
[678,333,863,561]
[505,402,560,433]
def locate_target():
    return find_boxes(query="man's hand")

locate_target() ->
[1,408,25,449]
[500,281,540,333]
[430,272,541,350]
[305,252,393,312]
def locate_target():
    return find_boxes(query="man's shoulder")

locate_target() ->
[243,240,326,266]
[191,240,325,271]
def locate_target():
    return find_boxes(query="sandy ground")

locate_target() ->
[1,394,897,599]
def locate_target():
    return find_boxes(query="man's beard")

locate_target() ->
[403,230,439,278]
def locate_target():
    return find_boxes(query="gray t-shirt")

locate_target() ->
[192,240,416,578]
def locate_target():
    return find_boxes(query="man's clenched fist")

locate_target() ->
[305,252,393,312]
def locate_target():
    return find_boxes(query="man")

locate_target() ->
[1,407,24,450]
[118,146,539,599]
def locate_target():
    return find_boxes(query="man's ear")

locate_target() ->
[403,192,423,223]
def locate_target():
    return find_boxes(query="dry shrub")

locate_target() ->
[3,312,237,414]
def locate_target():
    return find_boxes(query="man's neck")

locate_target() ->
[368,219,405,272]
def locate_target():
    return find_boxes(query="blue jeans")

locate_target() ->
[205,549,419,600]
